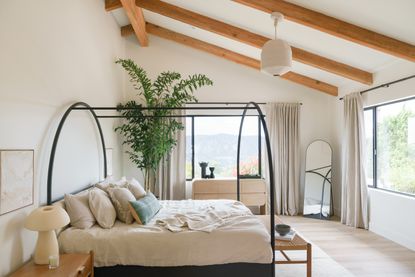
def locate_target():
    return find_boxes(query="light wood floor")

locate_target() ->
[279,216,415,277]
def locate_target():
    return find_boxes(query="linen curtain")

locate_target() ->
[155,112,186,200]
[265,103,300,215]
[341,92,369,229]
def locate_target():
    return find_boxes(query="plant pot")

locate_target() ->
[144,167,157,192]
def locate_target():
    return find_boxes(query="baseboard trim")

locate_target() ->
[369,222,415,251]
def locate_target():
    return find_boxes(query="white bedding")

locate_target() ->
[58,199,273,267]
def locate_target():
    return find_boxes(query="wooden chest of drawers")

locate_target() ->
[192,178,267,214]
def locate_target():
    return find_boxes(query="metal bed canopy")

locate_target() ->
[46,101,276,277]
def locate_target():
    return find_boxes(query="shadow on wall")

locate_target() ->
[2,212,26,275]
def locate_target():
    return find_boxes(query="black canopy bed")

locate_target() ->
[47,101,276,277]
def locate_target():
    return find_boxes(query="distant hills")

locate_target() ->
[186,134,260,176]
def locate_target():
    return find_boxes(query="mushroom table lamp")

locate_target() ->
[24,205,70,264]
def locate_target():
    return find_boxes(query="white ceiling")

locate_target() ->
[109,0,415,93]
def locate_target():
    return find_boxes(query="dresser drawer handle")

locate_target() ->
[77,265,86,275]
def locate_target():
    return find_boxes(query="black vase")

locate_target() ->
[199,162,208,178]
[209,167,215,179]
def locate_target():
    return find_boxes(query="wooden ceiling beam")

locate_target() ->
[135,0,372,85]
[105,0,372,85]
[122,24,338,96]
[105,0,122,11]
[120,0,148,46]
[233,0,415,63]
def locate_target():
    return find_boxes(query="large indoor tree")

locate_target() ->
[115,59,213,192]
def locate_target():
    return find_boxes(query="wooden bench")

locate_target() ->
[257,215,312,277]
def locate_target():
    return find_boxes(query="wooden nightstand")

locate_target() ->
[10,251,94,277]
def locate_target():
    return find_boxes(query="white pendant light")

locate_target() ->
[261,12,292,76]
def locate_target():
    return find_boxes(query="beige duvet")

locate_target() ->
[58,199,273,267]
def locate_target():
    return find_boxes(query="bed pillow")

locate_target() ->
[64,192,96,229]
[125,178,146,199]
[107,187,135,224]
[96,176,127,192]
[89,188,117,229]
[128,192,161,225]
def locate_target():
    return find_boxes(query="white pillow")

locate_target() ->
[126,178,146,199]
[107,187,135,224]
[96,176,127,192]
[89,188,116,229]
[95,176,114,191]
[64,192,96,229]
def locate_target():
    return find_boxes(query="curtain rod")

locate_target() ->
[185,102,266,105]
[97,114,264,118]
[339,75,415,101]
[187,102,303,105]
[73,102,302,111]
[73,106,261,110]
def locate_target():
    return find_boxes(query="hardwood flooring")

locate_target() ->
[279,216,415,277]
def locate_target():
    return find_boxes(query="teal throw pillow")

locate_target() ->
[128,192,161,225]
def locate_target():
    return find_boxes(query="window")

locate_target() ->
[364,97,415,196]
[186,116,262,180]
[364,109,374,187]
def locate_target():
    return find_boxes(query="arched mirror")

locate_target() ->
[303,140,333,219]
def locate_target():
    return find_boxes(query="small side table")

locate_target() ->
[10,251,94,277]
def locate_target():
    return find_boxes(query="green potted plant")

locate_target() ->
[115,59,213,192]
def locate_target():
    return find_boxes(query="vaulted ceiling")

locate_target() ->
[105,0,415,96]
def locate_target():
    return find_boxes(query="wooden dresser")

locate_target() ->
[192,178,267,214]
[10,251,94,277]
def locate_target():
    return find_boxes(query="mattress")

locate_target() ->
[58,199,273,267]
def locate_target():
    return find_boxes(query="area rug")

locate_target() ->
[275,244,354,277]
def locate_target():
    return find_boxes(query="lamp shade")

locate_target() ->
[25,205,70,231]
[261,38,292,76]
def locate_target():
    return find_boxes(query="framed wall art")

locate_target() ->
[0,150,34,215]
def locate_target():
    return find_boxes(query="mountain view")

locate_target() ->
[186,134,260,178]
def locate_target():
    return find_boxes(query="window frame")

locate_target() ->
[186,115,263,181]
[364,96,415,198]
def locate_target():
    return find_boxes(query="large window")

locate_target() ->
[186,116,262,180]
[364,97,415,196]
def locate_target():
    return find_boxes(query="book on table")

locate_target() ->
[275,230,296,241]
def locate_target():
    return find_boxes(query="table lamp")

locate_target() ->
[25,205,70,264]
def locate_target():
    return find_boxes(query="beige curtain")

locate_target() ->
[155,112,186,200]
[265,103,300,215]
[341,92,369,229]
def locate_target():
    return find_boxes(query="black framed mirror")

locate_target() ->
[303,140,333,219]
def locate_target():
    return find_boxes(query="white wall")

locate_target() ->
[335,61,415,251]
[365,65,415,251]
[0,0,125,275]
[123,35,338,210]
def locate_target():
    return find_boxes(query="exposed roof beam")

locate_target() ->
[105,0,372,85]
[122,24,338,96]
[120,0,148,46]
[233,0,415,63]
[137,0,372,85]
[105,0,122,11]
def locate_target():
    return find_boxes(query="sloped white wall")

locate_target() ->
[0,0,125,275]
[123,35,338,211]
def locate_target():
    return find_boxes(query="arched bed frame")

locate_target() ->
[47,102,107,205]
[47,101,276,277]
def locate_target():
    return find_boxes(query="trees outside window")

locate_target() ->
[364,97,415,196]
